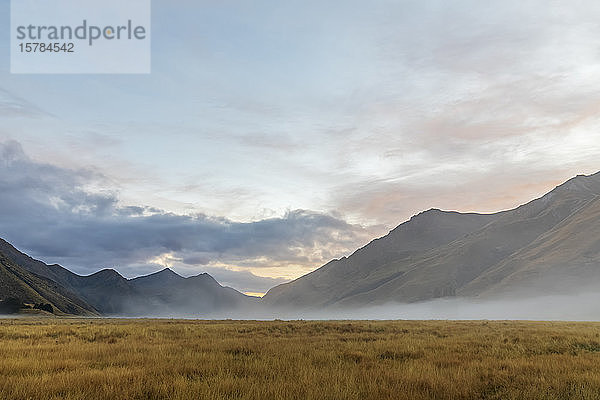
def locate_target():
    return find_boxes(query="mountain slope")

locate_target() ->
[0,252,98,315]
[130,268,255,315]
[0,239,254,316]
[264,209,500,307]
[264,171,600,308]
[461,191,600,297]
[336,173,600,306]
[0,239,141,314]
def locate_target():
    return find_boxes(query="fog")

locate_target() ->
[109,292,600,321]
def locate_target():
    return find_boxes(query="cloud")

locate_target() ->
[3,0,600,292]
[0,141,373,293]
[4,0,600,232]
[0,88,48,118]
[309,1,600,225]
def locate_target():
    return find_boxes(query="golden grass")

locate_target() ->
[1,319,600,399]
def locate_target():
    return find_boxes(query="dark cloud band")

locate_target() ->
[0,140,371,293]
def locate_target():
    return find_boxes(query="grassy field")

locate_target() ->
[1,319,600,399]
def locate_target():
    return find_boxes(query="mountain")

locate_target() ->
[0,239,253,316]
[0,252,98,315]
[264,209,499,307]
[4,171,600,315]
[130,268,255,315]
[263,171,600,308]
[0,238,140,314]
[460,181,600,297]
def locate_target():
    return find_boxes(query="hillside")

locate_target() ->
[0,239,254,316]
[0,239,141,314]
[264,209,499,307]
[264,172,600,308]
[130,268,256,315]
[0,252,98,315]
[461,191,600,297]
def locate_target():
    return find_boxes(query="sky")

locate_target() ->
[1,0,600,295]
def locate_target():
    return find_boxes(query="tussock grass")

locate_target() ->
[1,319,600,399]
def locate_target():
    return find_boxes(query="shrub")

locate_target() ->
[34,303,54,314]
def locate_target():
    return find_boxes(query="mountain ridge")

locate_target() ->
[3,171,600,315]
[0,252,98,315]
[0,239,253,316]
[264,171,600,308]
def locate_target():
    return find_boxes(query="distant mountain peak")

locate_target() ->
[130,267,185,285]
[157,267,181,277]
[416,208,443,216]
[0,238,251,316]
[549,170,600,198]
[85,269,129,285]
[188,272,215,282]
[409,208,469,220]
[91,268,123,278]
[562,170,600,184]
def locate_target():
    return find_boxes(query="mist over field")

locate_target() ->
[113,291,600,321]
[279,293,600,321]
[9,293,600,321]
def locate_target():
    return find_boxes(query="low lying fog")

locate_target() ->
[113,292,600,321]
